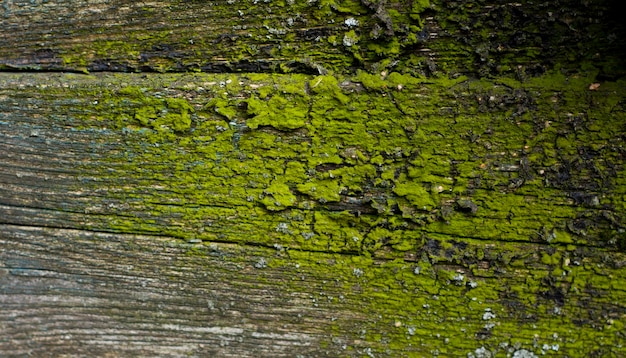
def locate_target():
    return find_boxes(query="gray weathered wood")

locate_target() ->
[1,0,626,356]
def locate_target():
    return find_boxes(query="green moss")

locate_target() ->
[261,182,297,211]
[246,93,309,130]
[134,106,158,126]
[207,98,238,120]
[393,178,435,210]
[541,252,562,266]
[411,0,430,20]
[355,70,388,91]
[26,69,624,356]
[297,180,341,203]
[309,75,350,104]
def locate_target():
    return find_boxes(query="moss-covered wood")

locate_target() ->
[1,0,624,78]
[1,0,626,357]
[1,69,625,356]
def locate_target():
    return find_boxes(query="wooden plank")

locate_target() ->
[1,226,332,357]
[1,0,624,76]
[2,0,626,355]
[1,71,625,356]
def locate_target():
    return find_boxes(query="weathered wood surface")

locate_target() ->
[2,69,625,356]
[1,0,626,357]
[1,0,624,76]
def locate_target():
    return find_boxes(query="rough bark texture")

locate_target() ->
[1,0,625,357]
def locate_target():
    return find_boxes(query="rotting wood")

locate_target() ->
[1,0,626,357]
[1,0,624,77]
[1,70,625,356]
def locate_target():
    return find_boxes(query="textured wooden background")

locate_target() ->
[1,1,625,357]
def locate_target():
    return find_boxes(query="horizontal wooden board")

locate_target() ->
[1,71,625,356]
[1,0,624,77]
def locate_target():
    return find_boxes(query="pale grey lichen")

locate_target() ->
[344,17,359,27]
[512,349,538,358]
[343,32,358,47]
[275,222,290,233]
[541,344,559,352]
[254,257,267,269]
[452,273,465,283]
[482,309,496,320]
[467,346,492,358]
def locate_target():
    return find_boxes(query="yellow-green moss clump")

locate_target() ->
[25,69,626,356]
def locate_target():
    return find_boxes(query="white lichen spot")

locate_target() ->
[353,268,364,277]
[512,349,538,358]
[468,346,492,358]
[551,344,559,351]
[275,222,290,233]
[344,17,359,27]
[482,309,496,320]
[343,33,358,47]
[254,257,267,269]
[413,266,421,274]
[452,273,465,282]
[267,27,287,35]
[407,326,416,336]
[468,281,478,288]
[542,343,560,352]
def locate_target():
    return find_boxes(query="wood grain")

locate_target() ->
[1,71,625,356]
[1,0,624,76]
[1,0,626,356]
